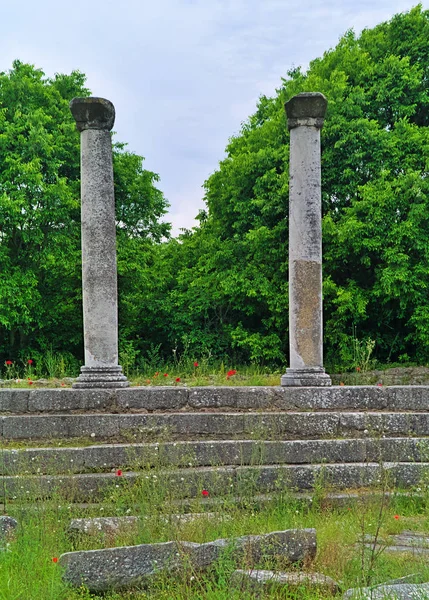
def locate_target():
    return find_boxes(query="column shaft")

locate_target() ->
[81,129,118,367]
[70,97,128,389]
[281,93,331,387]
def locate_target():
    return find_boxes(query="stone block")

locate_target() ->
[67,414,121,439]
[1,447,85,475]
[344,583,429,599]
[230,569,339,594]
[60,528,316,591]
[0,390,29,413]
[2,415,69,439]
[0,516,17,542]
[189,387,283,410]
[116,387,188,411]
[28,389,115,412]
[69,513,221,537]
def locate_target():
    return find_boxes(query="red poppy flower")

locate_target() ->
[28,380,33,385]
[115,469,123,477]
[376,383,383,387]
[194,362,199,367]
[164,373,168,377]
[52,557,58,563]
[175,377,181,382]
[201,489,209,497]
[5,360,12,366]
[27,359,33,365]
[356,366,361,372]
[394,514,400,520]
[154,372,159,376]
[226,369,237,379]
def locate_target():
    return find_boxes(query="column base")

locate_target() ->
[281,367,332,387]
[72,365,129,389]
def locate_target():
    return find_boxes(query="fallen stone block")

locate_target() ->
[363,530,429,556]
[0,516,17,541]
[60,528,316,591]
[230,569,339,594]
[344,583,429,599]
[68,513,222,536]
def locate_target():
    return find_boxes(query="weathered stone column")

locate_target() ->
[70,97,129,389]
[281,93,331,387]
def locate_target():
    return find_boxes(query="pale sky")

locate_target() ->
[1,0,426,235]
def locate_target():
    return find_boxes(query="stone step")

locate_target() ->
[1,462,427,501]
[0,489,420,515]
[1,385,428,414]
[2,411,429,442]
[3,437,429,475]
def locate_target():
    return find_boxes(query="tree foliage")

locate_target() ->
[156,5,429,368]
[3,6,429,371]
[0,61,170,362]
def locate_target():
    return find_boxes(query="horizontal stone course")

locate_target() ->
[2,411,429,441]
[68,513,221,536]
[0,386,429,414]
[2,462,428,501]
[60,528,316,591]
[2,437,429,475]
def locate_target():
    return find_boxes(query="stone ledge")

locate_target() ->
[2,438,429,475]
[0,386,428,414]
[2,462,428,501]
[2,411,429,442]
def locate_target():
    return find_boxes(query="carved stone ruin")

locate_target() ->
[281,92,332,387]
[69,97,128,389]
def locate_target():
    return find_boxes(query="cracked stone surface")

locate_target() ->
[60,528,316,591]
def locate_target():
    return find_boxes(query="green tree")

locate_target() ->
[0,60,170,364]
[161,5,429,368]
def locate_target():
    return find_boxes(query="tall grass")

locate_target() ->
[1,458,429,599]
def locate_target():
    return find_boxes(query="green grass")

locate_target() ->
[2,362,429,388]
[2,465,429,599]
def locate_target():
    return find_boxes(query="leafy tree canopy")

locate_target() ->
[159,5,429,369]
[0,60,170,362]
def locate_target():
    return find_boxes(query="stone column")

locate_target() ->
[70,97,129,389]
[281,93,331,387]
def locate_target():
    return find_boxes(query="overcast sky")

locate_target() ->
[1,0,426,235]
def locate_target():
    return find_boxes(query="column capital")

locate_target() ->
[285,92,327,130]
[70,97,115,132]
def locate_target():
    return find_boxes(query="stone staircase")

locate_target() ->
[1,385,428,505]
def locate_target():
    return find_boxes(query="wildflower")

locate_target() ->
[5,360,12,366]
[175,377,181,382]
[164,373,168,377]
[154,372,159,376]
[116,469,123,477]
[339,382,345,386]
[201,489,209,497]
[356,366,361,372]
[193,362,199,367]
[52,557,58,563]
[394,514,400,520]
[226,369,237,379]
[27,359,33,365]
[146,379,151,384]
[376,383,383,387]
[28,380,33,385]
[61,383,65,387]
